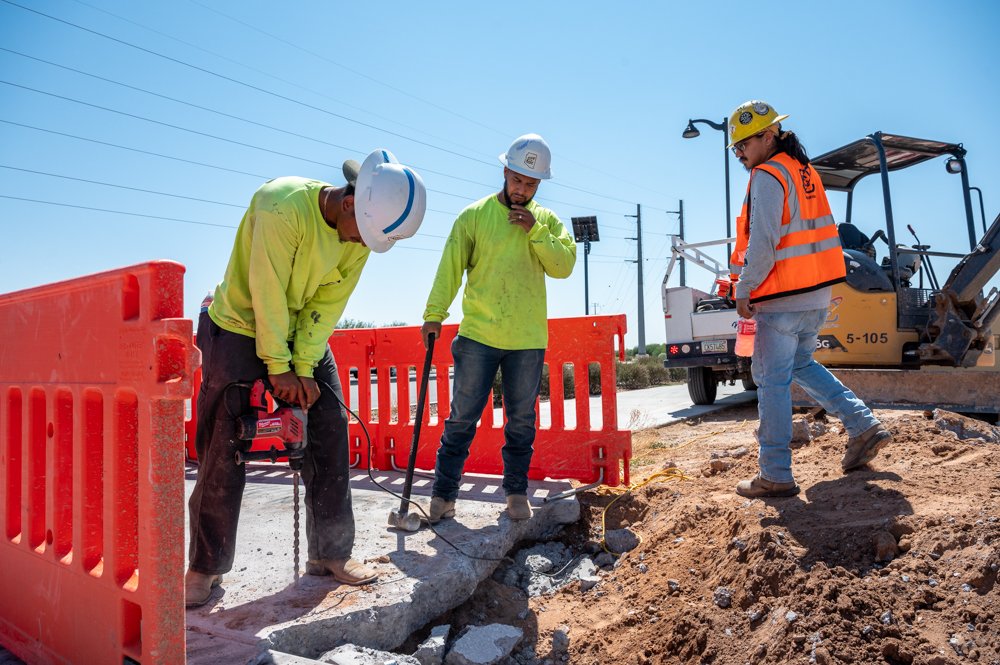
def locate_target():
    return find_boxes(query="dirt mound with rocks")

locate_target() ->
[424,406,1000,665]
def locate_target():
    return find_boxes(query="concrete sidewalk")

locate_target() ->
[183,382,757,662]
[184,468,579,663]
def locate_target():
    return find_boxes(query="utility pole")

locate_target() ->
[666,200,685,286]
[591,302,600,315]
[626,204,646,356]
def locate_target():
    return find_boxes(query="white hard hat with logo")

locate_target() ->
[354,149,427,253]
[499,133,552,179]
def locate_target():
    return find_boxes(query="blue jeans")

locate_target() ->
[433,335,545,500]
[752,308,879,484]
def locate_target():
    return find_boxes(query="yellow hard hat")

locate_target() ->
[727,101,789,148]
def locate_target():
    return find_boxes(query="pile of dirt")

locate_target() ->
[430,406,1000,664]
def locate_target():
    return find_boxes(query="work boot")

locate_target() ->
[506,494,532,521]
[305,558,378,585]
[184,570,223,608]
[424,496,456,525]
[735,475,800,498]
[842,423,892,472]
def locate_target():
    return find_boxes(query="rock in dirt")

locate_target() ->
[790,418,812,444]
[413,625,450,665]
[932,409,1000,443]
[873,530,899,561]
[604,528,640,554]
[444,624,522,665]
[497,544,597,597]
[709,458,733,473]
[551,625,570,654]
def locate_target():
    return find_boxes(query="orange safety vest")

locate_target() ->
[729,151,845,303]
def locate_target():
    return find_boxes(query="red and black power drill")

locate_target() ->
[234,378,307,469]
[233,378,308,581]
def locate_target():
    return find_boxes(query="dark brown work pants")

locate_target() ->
[187,311,355,575]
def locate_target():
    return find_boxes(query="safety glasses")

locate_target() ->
[731,132,766,155]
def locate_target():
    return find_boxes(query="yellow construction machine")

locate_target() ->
[662,132,1000,419]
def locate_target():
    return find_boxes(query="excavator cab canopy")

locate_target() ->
[811,132,978,257]
[813,134,966,193]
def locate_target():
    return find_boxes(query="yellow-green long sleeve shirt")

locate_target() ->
[423,194,576,349]
[208,177,370,377]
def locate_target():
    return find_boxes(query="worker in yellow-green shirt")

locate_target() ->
[421,134,577,524]
[186,150,426,607]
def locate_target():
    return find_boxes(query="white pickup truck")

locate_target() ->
[661,236,755,405]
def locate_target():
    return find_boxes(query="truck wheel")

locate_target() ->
[687,367,717,405]
[741,377,757,391]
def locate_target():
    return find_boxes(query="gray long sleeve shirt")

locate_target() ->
[735,170,832,312]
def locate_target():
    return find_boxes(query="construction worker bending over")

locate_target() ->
[728,101,891,498]
[186,151,426,607]
[421,134,577,523]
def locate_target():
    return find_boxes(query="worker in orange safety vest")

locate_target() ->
[726,100,891,499]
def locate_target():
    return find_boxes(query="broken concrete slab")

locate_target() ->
[185,466,579,662]
[444,624,522,665]
[413,624,450,665]
[316,644,420,665]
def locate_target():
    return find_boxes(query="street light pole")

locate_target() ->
[683,117,733,257]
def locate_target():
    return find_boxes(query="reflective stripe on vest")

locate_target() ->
[729,152,846,303]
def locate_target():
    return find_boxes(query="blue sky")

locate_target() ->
[2,0,997,348]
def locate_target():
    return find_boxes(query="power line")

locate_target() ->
[0,165,245,207]
[1,0,670,212]
[183,0,680,203]
[1,118,271,179]
[0,55,633,217]
[0,47,511,193]
[66,0,498,161]
[0,193,453,245]
[187,0,510,141]
[2,79,345,169]
[0,193,236,229]
[0,0,496,166]
[0,117,593,227]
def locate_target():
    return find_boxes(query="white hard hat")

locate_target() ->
[354,149,427,253]
[498,133,552,179]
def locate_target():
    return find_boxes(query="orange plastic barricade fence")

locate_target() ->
[0,262,197,665]
[186,315,630,487]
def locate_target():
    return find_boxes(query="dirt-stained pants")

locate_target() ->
[187,311,355,575]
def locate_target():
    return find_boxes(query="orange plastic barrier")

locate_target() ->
[187,315,630,487]
[0,262,197,665]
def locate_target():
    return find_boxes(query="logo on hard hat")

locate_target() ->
[753,102,770,116]
[739,111,753,125]
[524,152,538,169]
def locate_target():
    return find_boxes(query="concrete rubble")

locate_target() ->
[184,469,579,663]
[444,624,523,665]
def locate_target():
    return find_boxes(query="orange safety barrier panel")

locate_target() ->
[187,315,629,487]
[0,262,197,665]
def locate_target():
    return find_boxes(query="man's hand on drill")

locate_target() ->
[269,372,320,410]
[299,377,320,410]
[269,371,302,406]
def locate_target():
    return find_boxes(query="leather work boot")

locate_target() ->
[305,558,378,585]
[506,494,532,520]
[842,423,892,472]
[735,475,800,498]
[424,496,456,525]
[184,570,223,608]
